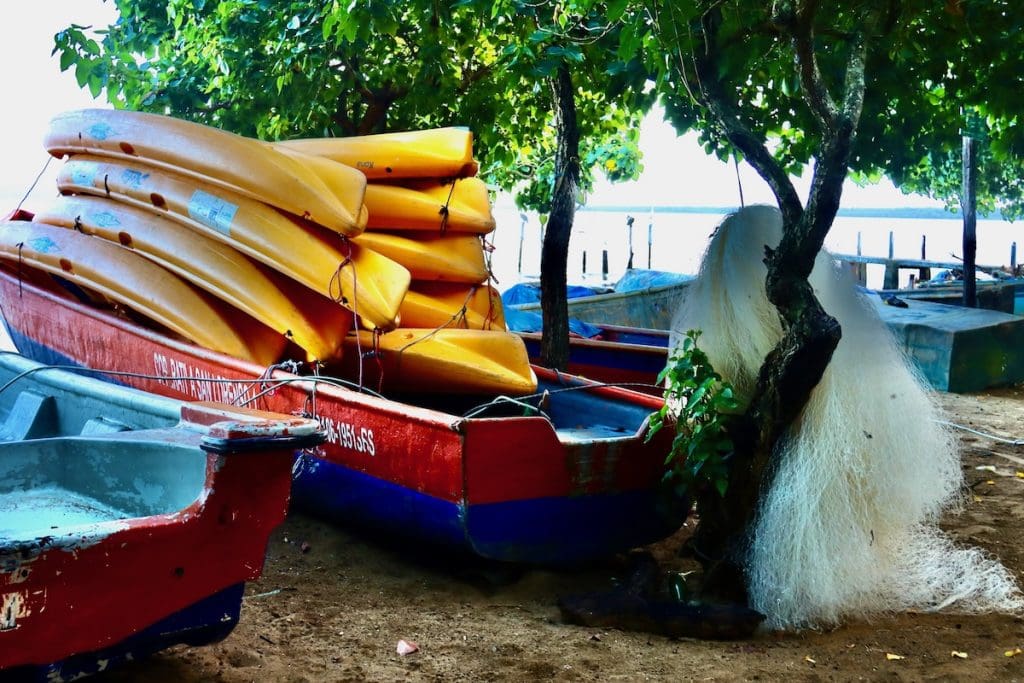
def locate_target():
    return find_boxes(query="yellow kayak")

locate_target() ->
[34,194,354,361]
[363,178,495,233]
[0,220,286,365]
[399,282,506,331]
[353,231,488,283]
[340,328,536,395]
[276,127,476,180]
[56,155,409,330]
[45,109,368,236]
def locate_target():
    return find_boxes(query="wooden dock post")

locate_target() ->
[1011,242,1017,272]
[647,210,653,269]
[919,235,931,282]
[854,232,866,285]
[517,212,526,274]
[962,135,978,307]
[883,230,899,290]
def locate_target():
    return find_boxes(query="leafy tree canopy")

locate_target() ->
[610,0,1024,219]
[53,0,651,214]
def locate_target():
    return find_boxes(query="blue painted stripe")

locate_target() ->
[291,454,687,565]
[291,453,471,550]
[16,584,244,682]
[464,492,688,565]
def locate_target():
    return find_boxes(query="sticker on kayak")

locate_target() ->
[120,168,150,190]
[87,123,113,141]
[90,211,121,228]
[69,162,99,187]
[188,190,238,235]
[27,236,61,254]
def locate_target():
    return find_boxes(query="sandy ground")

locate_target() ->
[96,385,1024,682]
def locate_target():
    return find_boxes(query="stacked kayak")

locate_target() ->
[277,130,505,333]
[11,109,534,395]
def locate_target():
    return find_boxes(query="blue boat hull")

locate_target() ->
[291,453,685,565]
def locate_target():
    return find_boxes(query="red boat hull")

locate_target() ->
[0,362,321,677]
[0,266,685,565]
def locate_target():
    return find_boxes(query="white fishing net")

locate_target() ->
[670,205,1023,630]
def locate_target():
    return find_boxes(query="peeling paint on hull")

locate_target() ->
[0,352,322,679]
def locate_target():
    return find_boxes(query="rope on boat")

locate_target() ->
[459,394,551,420]
[456,378,668,421]
[934,419,1024,446]
[438,179,457,234]
[14,156,53,217]
[0,353,386,408]
[328,238,374,394]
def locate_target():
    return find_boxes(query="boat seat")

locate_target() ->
[0,390,57,441]
[80,417,133,435]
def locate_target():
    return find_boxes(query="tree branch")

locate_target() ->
[788,0,839,133]
[691,8,803,227]
[799,31,868,276]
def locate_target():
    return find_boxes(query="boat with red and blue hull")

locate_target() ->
[516,324,670,396]
[0,352,322,681]
[0,266,687,567]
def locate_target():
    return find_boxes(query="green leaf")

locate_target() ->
[59,49,76,72]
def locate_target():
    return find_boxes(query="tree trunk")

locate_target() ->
[539,61,579,370]
[680,9,866,600]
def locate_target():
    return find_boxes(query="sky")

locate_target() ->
[3,0,951,221]
[1,1,118,213]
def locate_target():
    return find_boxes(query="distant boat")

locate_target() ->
[506,269,694,331]
[516,323,670,396]
[508,271,1024,394]
[0,353,322,680]
[877,279,1024,314]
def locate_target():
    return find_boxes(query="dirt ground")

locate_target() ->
[97,385,1024,682]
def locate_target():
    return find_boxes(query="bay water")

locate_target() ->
[489,205,1022,292]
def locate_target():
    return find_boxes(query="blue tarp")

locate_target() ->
[503,307,603,338]
[501,282,602,306]
[613,269,694,293]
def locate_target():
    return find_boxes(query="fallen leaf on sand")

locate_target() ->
[1005,647,1022,657]
[886,653,905,661]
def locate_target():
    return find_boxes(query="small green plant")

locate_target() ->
[646,330,738,498]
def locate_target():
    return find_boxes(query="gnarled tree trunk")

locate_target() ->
[679,6,868,597]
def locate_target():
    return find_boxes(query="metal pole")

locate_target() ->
[962,135,978,308]
[1012,241,1018,272]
